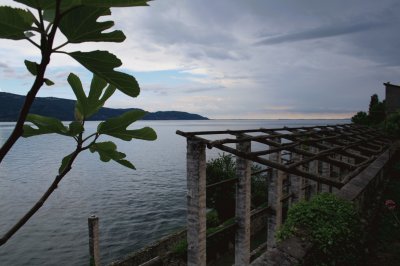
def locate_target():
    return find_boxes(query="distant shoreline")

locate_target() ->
[0,92,209,121]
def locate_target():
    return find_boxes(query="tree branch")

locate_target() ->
[25,37,41,49]
[0,0,63,164]
[0,146,82,246]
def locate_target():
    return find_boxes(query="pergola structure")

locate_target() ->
[176,123,392,266]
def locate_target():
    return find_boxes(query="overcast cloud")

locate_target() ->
[0,0,399,119]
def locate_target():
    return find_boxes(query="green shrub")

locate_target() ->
[351,111,369,125]
[385,110,400,138]
[206,154,268,221]
[206,209,220,228]
[206,154,237,221]
[277,193,363,265]
[251,164,268,208]
[172,240,187,257]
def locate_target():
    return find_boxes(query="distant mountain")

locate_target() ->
[0,92,208,121]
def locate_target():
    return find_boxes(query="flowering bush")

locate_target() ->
[385,199,399,226]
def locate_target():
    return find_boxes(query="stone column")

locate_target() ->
[290,152,302,204]
[267,138,281,249]
[307,146,318,198]
[235,140,252,265]
[321,161,331,193]
[88,215,100,266]
[186,139,206,266]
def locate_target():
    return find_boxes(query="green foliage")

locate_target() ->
[206,154,268,222]
[68,73,115,120]
[369,101,385,124]
[0,2,150,97]
[22,114,71,137]
[251,164,268,208]
[0,0,157,246]
[23,74,156,171]
[1,1,157,171]
[206,154,237,221]
[385,110,400,138]
[368,94,379,116]
[14,0,150,10]
[277,193,363,265]
[59,153,74,174]
[0,6,34,40]
[68,51,140,97]
[352,93,400,137]
[98,110,157,141]
[352,94,385,126]
[90,141,135,169]
[351,111,369,125]
[24,60,39,76]
[373,174,400,264]
[206,209,220,228]
[58,7,126,43]
[172,240,188,257]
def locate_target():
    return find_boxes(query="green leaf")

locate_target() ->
[68,51,140,97]
[44,78,55,86]
[67,73,116,119]
[15,0,150,9]
[98,110,157,141]
[67,73,87,120]
[59,153,74,174]
[14,0,81,9]
[24,31,35,38]
[24,60,38,76]
[109,127,157,141]
[88,75,107,101]
[81,0,151,7]
[90,141,135,169]
[86,76,116,118]
[0,6,35,40]
[59,6,125,43]
[68,121,84,136]
[115,159,135,169]
[22,114,69,137]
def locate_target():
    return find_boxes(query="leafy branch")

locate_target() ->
[0,0,155,246]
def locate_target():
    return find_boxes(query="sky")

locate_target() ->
[0,0,400,119]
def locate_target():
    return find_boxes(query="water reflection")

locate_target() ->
[0,119,349,265]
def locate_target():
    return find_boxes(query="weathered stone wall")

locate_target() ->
[110,207,270,266]
[109,229,187,266]
[251,144,398,266]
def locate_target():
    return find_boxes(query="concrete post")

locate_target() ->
[235,140,252,265]
[186,139,207,266]
[88,215,100,266]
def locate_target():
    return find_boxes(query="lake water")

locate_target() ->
[0,119,349,265]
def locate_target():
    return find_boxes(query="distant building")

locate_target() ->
[384,82,400,115]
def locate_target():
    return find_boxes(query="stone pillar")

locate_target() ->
[186,139,206,266]
[290,152,302,204]
[340,155,349,180]
[235,140,252,265]
[267,138,281,249]
[321,161,331,193]
[308,147,318,198]
[88,215,100,266]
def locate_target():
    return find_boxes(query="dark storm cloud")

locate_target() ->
[256,21,385,45]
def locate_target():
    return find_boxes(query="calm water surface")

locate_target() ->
[0,119,348,265]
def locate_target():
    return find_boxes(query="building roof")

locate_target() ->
[384,82,400,88]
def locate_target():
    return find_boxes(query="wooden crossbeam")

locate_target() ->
[176,123,391,187]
